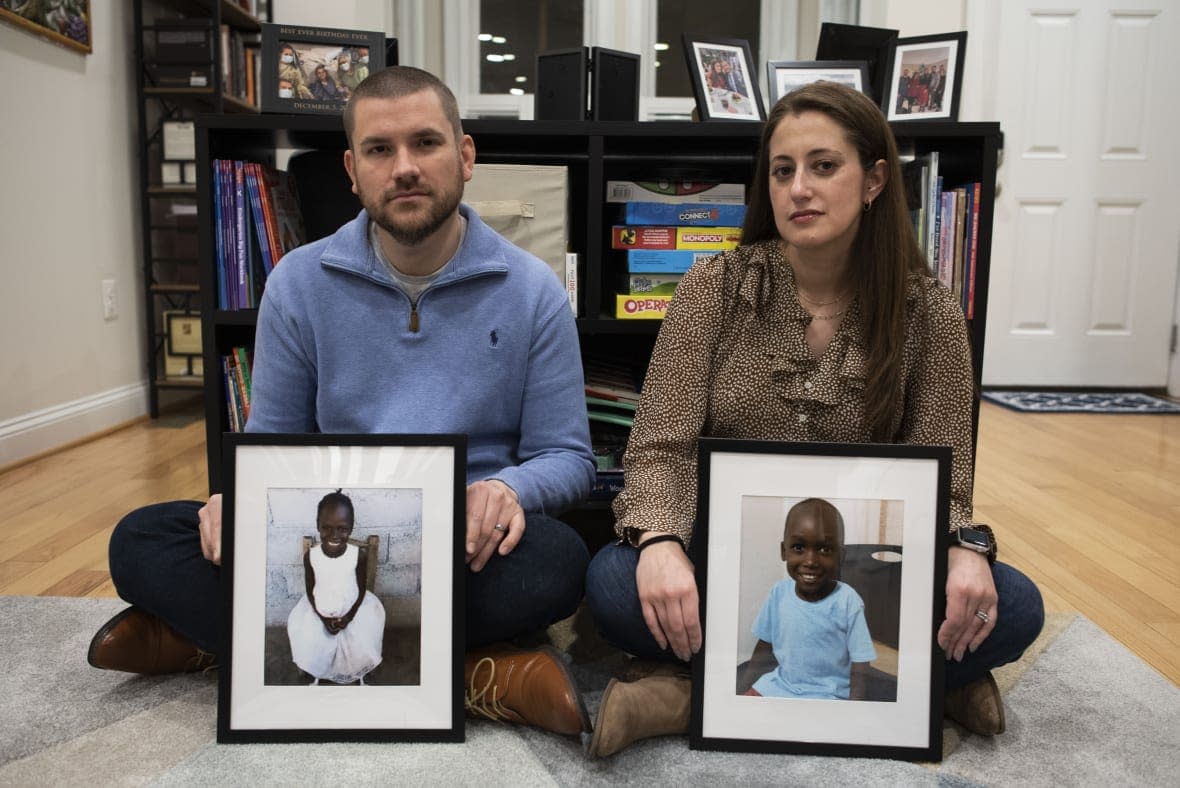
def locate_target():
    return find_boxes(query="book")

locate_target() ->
[965,182,981,319]
[243,163,274,275]
[269,169,307,257]
[235,346,253,422]
[565,252,578,315]
[952,186,968,301]
[233,160,248,308]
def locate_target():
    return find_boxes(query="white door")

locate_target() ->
[977,0,1180,386]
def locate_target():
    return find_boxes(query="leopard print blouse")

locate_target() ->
[612,240,977,545]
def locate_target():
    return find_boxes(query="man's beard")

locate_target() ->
[364,175,463,247]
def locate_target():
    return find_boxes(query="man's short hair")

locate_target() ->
[343,66,464,147]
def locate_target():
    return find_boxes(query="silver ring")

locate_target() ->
[493,523,507,533]
[975,610,990,623]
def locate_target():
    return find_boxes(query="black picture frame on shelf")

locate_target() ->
[682,35,765,122]
[765,60,871,105]
[690,438,949,761]
[880,31,967,122]
[217,432,466,743]
[815,22,897,103]
[164,310,202,356]
[260,23,385,115]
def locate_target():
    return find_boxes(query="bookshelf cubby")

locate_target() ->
[195,116,1000,504]
[134,0,268,417]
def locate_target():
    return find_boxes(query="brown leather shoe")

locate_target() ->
[464,644,590,736]
[87,607,216,675]
[944,671,1006,735]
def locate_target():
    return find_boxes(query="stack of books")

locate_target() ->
[901,151,982,319]
[211,160,307,310]
[606,181,746,319]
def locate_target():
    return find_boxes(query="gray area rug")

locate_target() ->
[2,597,1178,786]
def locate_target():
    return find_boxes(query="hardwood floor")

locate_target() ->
[1,400,1177,686]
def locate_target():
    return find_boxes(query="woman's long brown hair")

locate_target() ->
[742,81,927,440]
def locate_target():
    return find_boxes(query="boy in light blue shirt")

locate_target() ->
[742,498,876,699]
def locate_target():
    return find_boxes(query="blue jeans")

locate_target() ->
[584,542,1045,690]
[109,500,589,654]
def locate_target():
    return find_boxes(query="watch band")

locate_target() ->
[950,523,997,565]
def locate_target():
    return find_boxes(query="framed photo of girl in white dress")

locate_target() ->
[217,433,465,743]
[691,439,950,760]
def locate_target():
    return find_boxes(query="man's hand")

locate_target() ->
[198,494,222,566]
[635,536,701,662]
[466,480,524,572]
[938,546,998,661]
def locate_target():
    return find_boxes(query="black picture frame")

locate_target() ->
[690,439,950,761]
[217,433,466,743]
[765,60,872,105]
[682,35,766,122]
[164,310,202,357]
[815,22,898,103]
[260,23,386,115]
[880,31,967,122]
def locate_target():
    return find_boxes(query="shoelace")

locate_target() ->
[192,649,218,675]
[464,656,512,722]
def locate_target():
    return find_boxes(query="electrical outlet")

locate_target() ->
[102,279,117,320]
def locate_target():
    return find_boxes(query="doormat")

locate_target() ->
[982,390,1180,414]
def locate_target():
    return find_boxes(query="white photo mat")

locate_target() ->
[696,442,947,756]
[224,440,460,735]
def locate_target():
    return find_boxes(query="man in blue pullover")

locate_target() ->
[89,67,598,737]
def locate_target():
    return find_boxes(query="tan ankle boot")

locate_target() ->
[464,644,590,736]
[944,671,1006,735]
[588,672,691,757]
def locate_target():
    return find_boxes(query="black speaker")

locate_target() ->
[590,47,640,121]
[535,47,589,120]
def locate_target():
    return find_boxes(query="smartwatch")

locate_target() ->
[951,524,997,564]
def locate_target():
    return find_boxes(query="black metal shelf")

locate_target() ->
[195,116,999,493]
[135,0,269,419]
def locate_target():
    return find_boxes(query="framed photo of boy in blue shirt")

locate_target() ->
[691,439,951,761]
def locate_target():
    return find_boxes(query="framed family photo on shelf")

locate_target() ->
[217,433,466,743]
[682,35,765,122]
[765,60,871,105]
[690,439,950,761]
[880,31,967,122]
[259,23,386,115]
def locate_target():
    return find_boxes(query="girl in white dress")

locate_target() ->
[287,490,385,685]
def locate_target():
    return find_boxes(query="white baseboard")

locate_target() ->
[0,383,149,468]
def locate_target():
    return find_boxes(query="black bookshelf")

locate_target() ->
[134,0,269,417]
[195,116,1000,492]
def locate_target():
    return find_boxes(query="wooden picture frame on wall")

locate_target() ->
[0,0,92,54]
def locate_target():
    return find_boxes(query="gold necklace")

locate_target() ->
[806,307,847,321]
[797,290,847,307]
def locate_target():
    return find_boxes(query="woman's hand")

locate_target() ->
[938,546,998,661]
[465,480,525,572]
[198,494,222,566]
[635,537,701,662]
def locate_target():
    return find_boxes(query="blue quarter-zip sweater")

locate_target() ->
[246,205,596,514]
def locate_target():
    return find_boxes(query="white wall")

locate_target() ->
[0,4,145,467]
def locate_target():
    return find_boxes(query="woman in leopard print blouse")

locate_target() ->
[585,82,1044,757]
